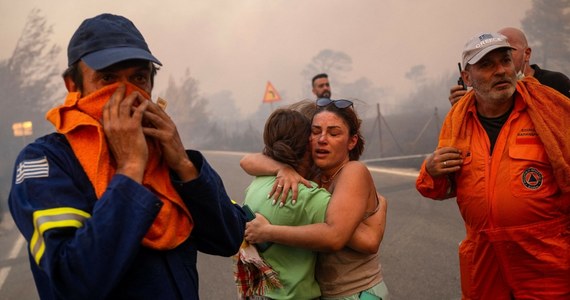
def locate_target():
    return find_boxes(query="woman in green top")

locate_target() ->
[241,108,330,299]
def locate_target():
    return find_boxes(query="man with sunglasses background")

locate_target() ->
[8,13,246,299]
[312,73,332,98]
[416,32,570,299]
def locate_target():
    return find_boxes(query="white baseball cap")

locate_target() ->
[462,32,515,67]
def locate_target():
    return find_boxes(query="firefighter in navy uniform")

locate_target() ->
[9,13,246,299]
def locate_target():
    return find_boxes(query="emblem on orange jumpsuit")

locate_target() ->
[522,167,542,190]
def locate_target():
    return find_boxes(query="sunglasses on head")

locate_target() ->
[316,98,353,109]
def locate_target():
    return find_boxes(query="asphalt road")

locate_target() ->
[0,151,464,300]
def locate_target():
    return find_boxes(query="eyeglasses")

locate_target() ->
[316,98,353,109]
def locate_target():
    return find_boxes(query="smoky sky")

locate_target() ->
[1,0,531,115]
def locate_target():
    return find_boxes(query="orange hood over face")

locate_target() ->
[46,82,193,250]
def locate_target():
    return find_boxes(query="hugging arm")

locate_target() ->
[245,162,373,252]
[346,193,387,254]
[240,153,311,203]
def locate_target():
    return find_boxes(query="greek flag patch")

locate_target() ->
[16,157,49,184]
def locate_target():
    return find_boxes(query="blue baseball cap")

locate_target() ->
[67,13,161,70]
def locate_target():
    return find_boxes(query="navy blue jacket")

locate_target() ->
[9,133,246,299]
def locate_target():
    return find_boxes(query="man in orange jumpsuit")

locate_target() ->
[416,32,570,299]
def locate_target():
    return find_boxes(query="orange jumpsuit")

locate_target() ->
[416,93,570,299]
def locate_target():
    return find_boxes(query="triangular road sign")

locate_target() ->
[263,81,281,103]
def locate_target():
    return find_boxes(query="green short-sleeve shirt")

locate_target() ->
[244,176,331,300]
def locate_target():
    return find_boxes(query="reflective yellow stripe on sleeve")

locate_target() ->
[30,207,91,265]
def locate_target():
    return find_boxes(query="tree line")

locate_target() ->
[1,0,568,215]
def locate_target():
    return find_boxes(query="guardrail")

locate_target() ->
[362,153,430,164]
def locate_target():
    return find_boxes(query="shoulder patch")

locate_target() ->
[521,167,542,190]
[16,157,49,184]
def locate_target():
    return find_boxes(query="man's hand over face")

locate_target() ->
[142,100,198,182]
[103,84,149,183]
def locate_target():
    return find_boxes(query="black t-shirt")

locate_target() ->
[478,104,514,154]
[531,64,570,98]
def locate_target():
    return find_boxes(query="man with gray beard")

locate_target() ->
[449,27,570,105]
[417,32,570,299]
